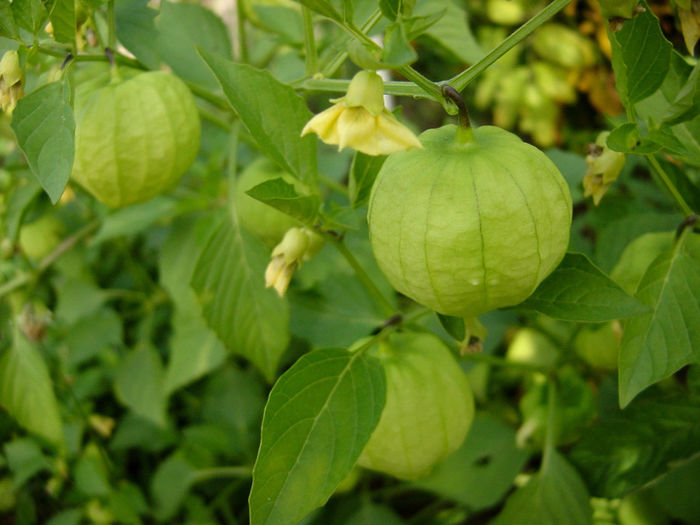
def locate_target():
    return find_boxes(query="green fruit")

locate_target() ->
[72,67,200,208]
[234,157,302,246]
[532,24,598,69]
[356,331,475,480]
[368,125,572,318]
[18,214,64,259]
[574,321,620,371]
[506,327,560,368]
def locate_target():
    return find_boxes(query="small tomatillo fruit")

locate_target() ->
[71,65,200,208]
[355,331,474,480]
[368,124,572,318]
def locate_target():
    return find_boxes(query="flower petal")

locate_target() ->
[301,103,344,144]
[336,106,377,153]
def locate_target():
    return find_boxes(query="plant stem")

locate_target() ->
[185,80,230,110]
[461,351,550,373]
[300,77,425,97]
[646,155,694,217]
[319,9,383,78]
[107,0,116,52]
[542,378,558,471]
[325,234,395,316]
[35,45,144,68]
[319,175,348,195]
[236,0,249,63]
[0,220,100,299]
[302,7,318,76]
[446,0,573,91]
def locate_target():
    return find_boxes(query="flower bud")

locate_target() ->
[0,51,24,114]
[265,227,324,296]
[583,131,626,205]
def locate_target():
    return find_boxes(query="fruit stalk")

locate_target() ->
[441,85,474,144]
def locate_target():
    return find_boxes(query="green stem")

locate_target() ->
[107,0,116,52]
[542,378,558,470]
[302,7,318,76]
[198,105,233,131]
[35,45,144,68]
[446,0,573,92]
[299,77,425,97]
[646,155,694,217]
[319,9,383,78]
[236,0,249,63]
[462,351,550,373]
[319,175,348,195]
[0,220,100,299]
[341,22,442,101]
[325,234,396,316]
[185,81,230,110]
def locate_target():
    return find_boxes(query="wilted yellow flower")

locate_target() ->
[0,51,24,114]
[265,227,323,296]
[583,131,626,205]
[301,70,422,156]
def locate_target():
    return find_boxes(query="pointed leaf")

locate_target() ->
[618,232,700,407]
[416,0,484,64]
[198,49,317,185]
[0,2,18,39]
[115,0,161,69]
[570,390,700,498]
[11,0,44,34]
[492,450,591,525]
[295,0,342,21]
[191,213,290,382]
[10,82,74,203]
[249,348,385,525]
[246,178,320,225]
[349,152,386,209]
[44,0,74,44]
[379,0,399,20]
[514,253,651,322]
[0,331,64,447]
[156,2,232,89]
[114,345,167,428]
[383,20,418,67]
[608,3,672,106]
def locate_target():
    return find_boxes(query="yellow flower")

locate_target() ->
[0,51,24,114]
[583,131,626,205]
[301,70,422,156]
[265,227,324,297]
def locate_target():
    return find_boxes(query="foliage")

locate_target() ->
[0,0,698,523]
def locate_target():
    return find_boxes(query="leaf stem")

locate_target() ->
[302,7,318,76]
[319,9,383,78]
[0,220,100,299]
[324,234,395,316]
[542,378,558,471]
[236,0,249,63]
[646,155,694,217]
[107,0,116,53]
[446,0,573,91]
[299,77,425,97]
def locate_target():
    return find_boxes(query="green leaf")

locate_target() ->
[91,196,178,245]
[436,313,465,342]
[606,122,662,154]
[0,331,64,447]
[289,271,387,348]
[246,178,320,225]
[4,177,41,242]
[608,2,671,106]
[383,21,417,67]
[63,308,122,367]
[295,0,342,22]
[11,82,74,204]
[164,307,226,395]
[11,0,45,34]
[413,415,530,510]
[115,0,161,69]
[379,0,399,20]
[344,500,405,524]
[4,438,53,488]
[618,232,700,407]
[44,0,74,44]
[545,149,586,203]
[191,212,290,382]
[570,388,700,498]
[349,152,386,209]
[114,344,167,428]
[415,0,484,64]
[74,443,111,497]
[404,9,446,40]
[150,451,198,521]
[249,348,386,525]
[156,1,232,89]
[662,62,700,125]
[514,253,651,322]
[492,450,591,525]
[0,2,19,39]
[199,50,318,185]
